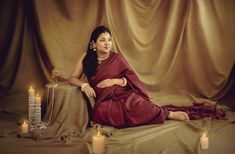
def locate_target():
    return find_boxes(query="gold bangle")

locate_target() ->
[121,77,127,86]
[81,83,89,92]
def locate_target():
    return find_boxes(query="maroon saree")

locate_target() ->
[88,52,226,128]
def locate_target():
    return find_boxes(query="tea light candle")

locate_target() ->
[200,132,209,150]
[21,121,28,133]
[92,126,105,154]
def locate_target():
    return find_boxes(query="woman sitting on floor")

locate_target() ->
[69,26,225,128]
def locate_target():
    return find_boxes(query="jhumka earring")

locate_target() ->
[89,40,96,51]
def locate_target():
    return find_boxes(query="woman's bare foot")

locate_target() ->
[168,111,190,121]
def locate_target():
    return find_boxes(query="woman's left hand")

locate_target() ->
[97,79,115,88]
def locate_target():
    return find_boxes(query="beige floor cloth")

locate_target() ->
[0,82,235,154]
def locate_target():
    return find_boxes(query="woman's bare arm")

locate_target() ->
[69,53,96,97]
[69,52,86,88]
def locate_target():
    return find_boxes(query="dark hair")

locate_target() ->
[82,26,112,78]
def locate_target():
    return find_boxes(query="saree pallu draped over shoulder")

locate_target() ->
[88,52,226,128]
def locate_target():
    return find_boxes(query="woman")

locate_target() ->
[69,26,225,128]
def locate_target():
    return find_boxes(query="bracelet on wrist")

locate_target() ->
[121,77,127,87]
[81,83,89,92]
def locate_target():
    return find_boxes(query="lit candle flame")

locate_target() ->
[202,133,206,137]
[97,125,101,135]
[202,131,208,137]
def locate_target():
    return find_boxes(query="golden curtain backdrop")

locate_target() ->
[0,0,234,106]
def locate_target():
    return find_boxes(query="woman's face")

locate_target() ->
[95,32,112,53]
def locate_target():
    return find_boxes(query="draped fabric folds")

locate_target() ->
[0,0,24,95]
[90,52,169,128]
[0,0,235,107]
[90,52,226,128]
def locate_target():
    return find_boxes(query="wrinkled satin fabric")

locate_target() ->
[89,52,226,128]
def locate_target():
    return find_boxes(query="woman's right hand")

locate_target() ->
[82,84,96,98]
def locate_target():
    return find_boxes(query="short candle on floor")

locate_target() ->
[21,121,28,133]
[200,132,209,150]
[92,126,105,154]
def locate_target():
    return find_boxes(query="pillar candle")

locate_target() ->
[92,127,105,154]
[35,94,41,124]
[21,121,28,133]
[28,87,35,125]
[200,132,209,150]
